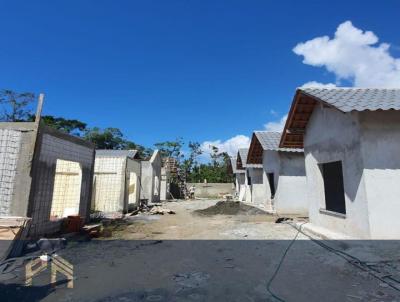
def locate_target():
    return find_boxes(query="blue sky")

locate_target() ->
[0,1,399,154]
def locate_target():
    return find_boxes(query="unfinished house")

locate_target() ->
[236,148,263,203]
[229,156,245,197]
[0,115,95,238]
[247,131,307,214]
[140,150,162,204]
[92,150,141,213]
[280,88,400,239]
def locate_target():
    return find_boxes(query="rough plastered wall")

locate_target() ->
[140,161,153,202]
[160,167,168,201]
[0,129,22,215]
[126,158,141,210]
[236,173,246,200]
[304,106,370,238]
[262,150,280,209]
[244,168,252,202]
[249,167,267,206]
[28,127,94,237]
[359,110,400,239]
[92,156,125,213]
[140,151,162,203]
[273,152,308,215]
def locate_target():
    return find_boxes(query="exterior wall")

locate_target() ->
[244,168,252,202]
[304,106,370,238]
[0,123,38,217]
[140,151,162,203]
[140,161,153,202]
[358,111,400,239]
[126,158,141,210]
[263,150,280,207]
[237,173,246,201]
[249,167,266,206]
[274,152,308,215]
[28,127,95,237]
[160,167,168,201]
[186,183,234,198]
[92,156,126,213]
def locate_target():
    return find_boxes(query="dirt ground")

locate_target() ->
[2,199,400,302]
[114,199,302,240]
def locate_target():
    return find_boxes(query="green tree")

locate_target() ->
[84,127,127,149]
[154,138,184,162]
[39,115,87,136]
[0,90,35,121]
[124,140,153,159]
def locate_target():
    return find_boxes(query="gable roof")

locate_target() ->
[280,87,400,148]
[236,148,249,169]
[255,131,302,152]
[230,156,245,174]
[96,149,139,159]
[247,131,303,165]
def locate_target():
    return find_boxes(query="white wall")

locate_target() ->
[126,158,141,210]
[359,111,400,239]
[92,156,126,212]
[304,106,371,238]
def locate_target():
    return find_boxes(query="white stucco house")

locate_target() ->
[92,150,141,213]
[229,156,245,197]
[280,87,400,239]
[140,150,162,204]
[247,131,308,214]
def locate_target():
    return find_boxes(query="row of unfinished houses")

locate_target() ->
[0,104,168,240]
[231,87,400,239]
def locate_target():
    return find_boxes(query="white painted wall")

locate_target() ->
[126,158,141,210]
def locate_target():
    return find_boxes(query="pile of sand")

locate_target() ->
[194,201,268,216]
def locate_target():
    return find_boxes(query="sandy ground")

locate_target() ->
[115,199,303,240]
[2,199,400,302]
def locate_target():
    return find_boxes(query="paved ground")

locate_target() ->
[2,199,400,302]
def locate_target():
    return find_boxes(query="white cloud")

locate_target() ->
[301,81,336,88]
[264,114,287,132]
[200,134,250,158]
[293,21,400,87]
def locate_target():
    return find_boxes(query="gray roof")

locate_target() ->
[254,131,303,153]
[238,148,249,167]
[300,88,400,112]
[230,156,245,174]
[96,149,138,159]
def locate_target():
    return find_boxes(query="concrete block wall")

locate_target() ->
[186,183,234,198]
[92,156,125,212]
[28,128,94,237]
[0,129,22,215]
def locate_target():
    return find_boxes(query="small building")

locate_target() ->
[140,150,162,204]
[229,156,245,196]
[0,115,95,237]
[236,148,263,203]
[92,150,141,213]
[280,87,400,239]
[247,131,307,214]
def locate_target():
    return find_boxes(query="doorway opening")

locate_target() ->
[267,173,275,199]
[50,159,82,220]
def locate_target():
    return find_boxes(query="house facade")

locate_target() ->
[280,88,400,239]
[92,150,141,213]
[247,131,307,214]
[0,120,95,237]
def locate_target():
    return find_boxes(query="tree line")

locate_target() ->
[0,89,233,183]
